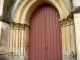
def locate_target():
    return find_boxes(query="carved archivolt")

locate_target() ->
[11,0,70,24]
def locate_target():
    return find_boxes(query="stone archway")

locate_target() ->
[11,0,70,23]
[7,0,76,60]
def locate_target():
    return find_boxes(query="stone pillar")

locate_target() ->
[24,25,29,60]
[21,25,25,56]
[15,24,20,56]
[60,19,72,57]
[12,23,16,57]
[8,23,14,56]
[74,13,80,60]
[60,19,76,60]
[7,23,29,60]
[65,20,71,57]
[70,20,77,57]
[0,21,10,60]
[61,20,67,56]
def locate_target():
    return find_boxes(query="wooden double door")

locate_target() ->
[29,3,62,60]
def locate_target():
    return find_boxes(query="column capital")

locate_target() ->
[10,23,14,29]
[21,24,25,30]
[15,24,20,30]
[70,20,74,25]
[59,19,70,27]
[66,20,71,26]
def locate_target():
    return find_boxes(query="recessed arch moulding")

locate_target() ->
[11,0,71,25]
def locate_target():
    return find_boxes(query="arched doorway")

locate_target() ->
[29,3,62,60]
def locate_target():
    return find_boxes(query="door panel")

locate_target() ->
[29,3,62,60]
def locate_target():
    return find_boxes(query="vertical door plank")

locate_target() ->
[29,3,62,60]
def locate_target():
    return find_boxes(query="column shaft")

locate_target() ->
[66,21,71,56]
[61,22,67,56]
[70,20,77,57]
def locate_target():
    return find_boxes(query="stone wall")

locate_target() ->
[0,22,10,60]
[73,0,80,60]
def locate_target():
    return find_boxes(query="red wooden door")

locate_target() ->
[29,3,62,60]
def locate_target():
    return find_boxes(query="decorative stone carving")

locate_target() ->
[8,23,28,58]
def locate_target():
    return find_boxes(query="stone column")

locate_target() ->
[61,20,67,56]
[73,0,80,59]
[21,24,25,56]
[12,23,16,57]
[65,20,71,57]
[60,19,72,57]
[70,20,77,57]
[8,23,14,56]
[24,25,29,60]
[7,23,30,60]
[15,24,20,56]
[60,19,77,59]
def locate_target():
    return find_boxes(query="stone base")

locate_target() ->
[0,55,25,60]
[9,56,24,60]
[0,54,9,60]
[63,56,77,60]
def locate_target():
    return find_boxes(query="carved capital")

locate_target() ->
[66,20,71,26]
[15,24,20,30]
[10,23,14,29]
[70,20,74,25]
[21,24,25,30]
[59,20,67,27]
